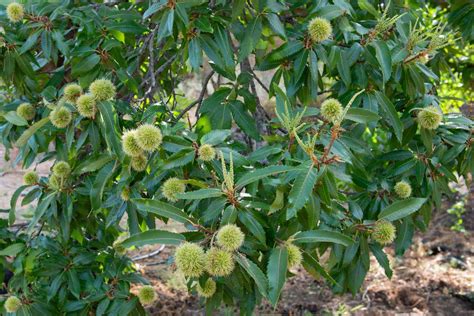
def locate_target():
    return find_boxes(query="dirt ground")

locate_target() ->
[1,145,473,315]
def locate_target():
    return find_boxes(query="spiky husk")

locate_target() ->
[196,279,216,298]
[76,94,96,118]
[320,98,343,124]
[48,174,60,190]
[286,243,303,269]
[216,224,245,251]
[49,106,72,128]
[23,171,39,185]
[308,17,332,43]
[205,248,235,277]
[135,124,162,152]
[122,130,143,157]
[162,177,185,202]
[7,3,24,23]
[17,103,35,121]
[53,161,71,178]
[131,154,148,172]
[175,243,206,277]
[418,106,442,130]
[372,220,396,245]
[198,144,216,161]
[5,295,21,312]
[63,83,83,103]
[394,181,412,199]
[138,285,157,305]
[89,78,116,101]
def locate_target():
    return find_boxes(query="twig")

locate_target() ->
[174,70,215,123]
[132,244,166,261]
[250,69,270,94]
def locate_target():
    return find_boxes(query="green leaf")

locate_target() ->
[347,256,368,295]
[337,49,351,87]
[236,165,296,188]
[143,1,166,19]
[287,165,325,219]
[14,117,48,147]
[358,0,380,17]
[201,129,231,145]
[132,198,193,224]
[0,243,25,256]
[3,111,28,126]
[235,254,268,297]
[345,108,380,123]
[230,101,260,140]
[293,230,353,246]
[269,188,285,214]
[72,54,100,76]
[375,91,403,142]
[267,247,288,307]
[175,188,223,200]
[372,41,392,83]
[73,154,114,175]
[238,211,265,243]
[395,218,414,256]
[20,31,41,54]
[90,162,115,211]
[157,9,175,41]
[27,193,56,234]
[378,198,427,221]
[189,38,202,70]
[52,30,69,57]
[266,13,286,39]
[97,101,123,159]
[9,185,28,225]
[120,230,185,248]
[369,243,393,278]
[302,251,337,284]
[238,17,263,62]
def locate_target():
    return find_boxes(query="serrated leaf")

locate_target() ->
[372,41,392,83]
[267,247,288,306]
[200,129,231,145]
[345,108,380,123]
[238,211,265,243]
[293,230,353,246]
[132,198,193,224]
[27,193,56,235]
[91,162,115,211]
[375,91,403,142]
[120,230,185,248]
[287,165,325,219]
[378,198,427,221]
[236,165,296,189]
[369,243,392,278]
[9,185,28,225]
[97,101,123,159]
[175,188,223,200]
[0,243,25,256]
[238,17,263,61]
[3,111,28,126]
[266,13,286,39]
[302,251,337,284]
[235,254,268,297]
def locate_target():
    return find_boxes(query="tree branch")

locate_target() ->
[173,70,215,123]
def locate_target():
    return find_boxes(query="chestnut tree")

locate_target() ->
[0,0,472,314]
